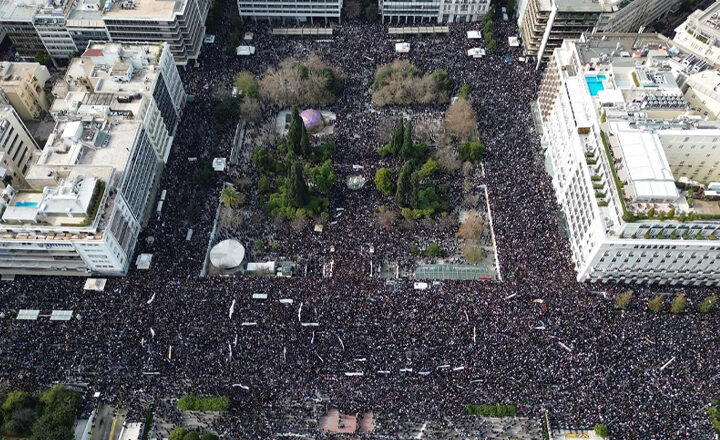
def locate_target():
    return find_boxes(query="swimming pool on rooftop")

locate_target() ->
[14,201,39,208]
[585,75,607,96]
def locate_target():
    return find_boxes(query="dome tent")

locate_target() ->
[300,109,324,129]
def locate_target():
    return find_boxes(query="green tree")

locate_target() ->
[31,413,73,440]
[287,106,303,153]
[594,424,609,438]
[309,160,337,194]
[400,119,414,158]
[234,71,259,98]
[432,69,452,91]
[39,385,80,414]
[214,97,240,124]
[220,186,240,208]
[457,84,471,99]
[182,432,200,440]
[394,161,414,207]
[615,290,633,310]
[419,158,438,178]
[286,161,309,208]
[648,295,664,313]
[169,427,189,440]
[365,2,378,20]
[425,243,441,257]
[300,126,311,157]
[200,434,218,440]
[487,39,497,54]
[698,295,717,313]
[390,119,405,155]
[2,391,30,413]
[459,140,485,162]
[375,167,394,195]
[670,294,687,314]
[34,52,52,67]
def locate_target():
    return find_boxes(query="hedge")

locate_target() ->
[177,396,230,411]
[466,404,517,417]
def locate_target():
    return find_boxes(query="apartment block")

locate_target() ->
[0,42,185,277]
[0,61,51,121]
[0,0,208,65]
[0,105,41,187]
[539,34,720,286]
[236,0,342,23]
[673,0,720,69]
[379,0,491,23]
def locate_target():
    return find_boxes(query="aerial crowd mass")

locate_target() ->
[0,5,719,440]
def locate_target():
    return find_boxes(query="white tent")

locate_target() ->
[467,48,486,58]
[508,36,520,47]
[210,239,246,269]
[136,253,153,270]
[467,30,482,39]
[236,46,256,56]
[395,42,410,53]
[84,278,107,291]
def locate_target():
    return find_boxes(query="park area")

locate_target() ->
[204,51,499,281]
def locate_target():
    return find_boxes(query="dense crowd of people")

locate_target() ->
[0,6,719,440]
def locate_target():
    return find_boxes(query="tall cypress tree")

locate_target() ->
[394,160,414,207]
[400,119,413,158]
[390,119,404,154]
[287,106,302,154]
[300,125,311,157]
[286,160,309,208]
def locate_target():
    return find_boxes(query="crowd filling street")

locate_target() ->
[0,6,719,440]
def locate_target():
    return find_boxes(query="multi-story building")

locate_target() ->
[0,42,185,277]
[539,33,720,286]
[0,0,208,65]
[519,0,603,66]
[0,105,41,187]
[379,0,490,23]
[595,0,680,33]
[673,0,720,69]
[0,61,51,121]
[682,69,720,120]
[518,0,681,66]
[236,0,342,23]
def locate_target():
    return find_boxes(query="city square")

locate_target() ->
[0,0,718,439]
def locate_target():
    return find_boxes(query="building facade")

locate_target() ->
[595,0,680,33]
[379,0,490,23]
[0,105,41,187]
[0,42,185,277]
[518,0,681,66]
[0,0,208,65]
[0,61,51,121]
[539,34,720,286]
[673,0,720,70]
[236,0,342,23]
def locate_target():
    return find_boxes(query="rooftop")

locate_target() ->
[0,62,46,85]
[0,0,183,23]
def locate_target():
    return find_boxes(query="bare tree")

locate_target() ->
[290,216,307,232]
[240,98,262,123]
[461,241,486,263]
[456,212,486,239]
[444,98,477,141]
[375,209,397,230]
[434,145,461,172]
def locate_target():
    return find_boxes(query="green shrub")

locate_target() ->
[698,295,717,313]
[670,294,687,314]
[177,396,230,411]
[709,399,720,434]
[425,243,441,257]
[615,291,633,310]
[375,167,394,195]
[458,140,485,162]
[648,295,664,313]
[465,404,517,417]
[594,423,609,438]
